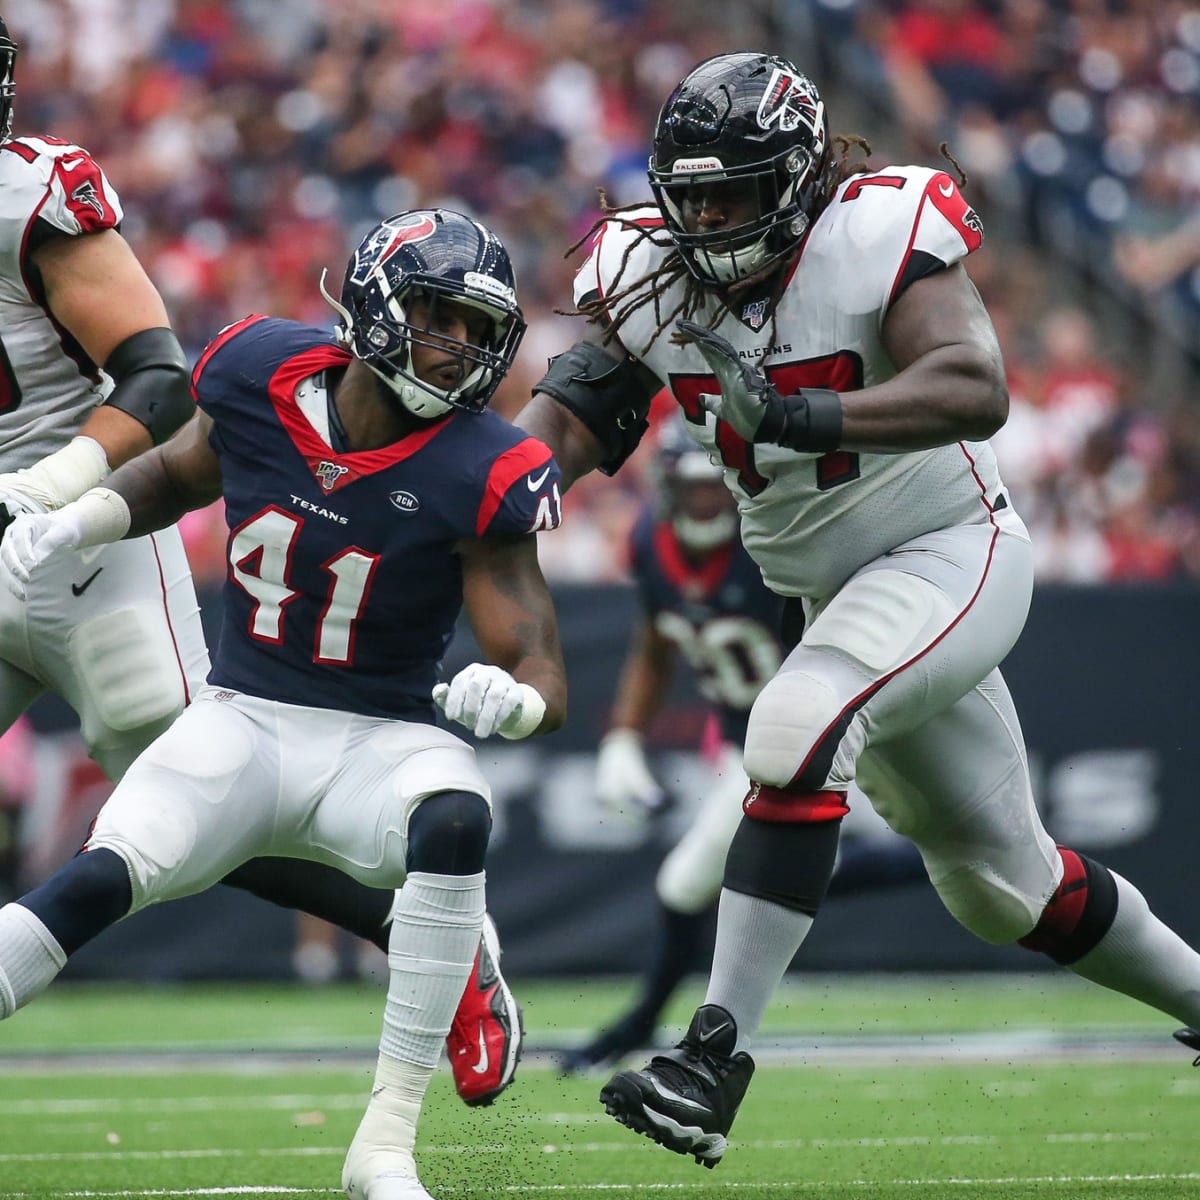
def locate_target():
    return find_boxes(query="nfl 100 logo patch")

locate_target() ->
[316,460,349,491]
[742,299,768,330]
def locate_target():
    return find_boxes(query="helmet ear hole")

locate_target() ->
[327,208,527,420]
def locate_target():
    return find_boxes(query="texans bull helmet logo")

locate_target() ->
[348,212,438,288]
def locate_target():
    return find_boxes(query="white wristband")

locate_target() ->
[69,487,132,547]
[498,683,547,740]
[15,436,111,511]
[600,727,644,752]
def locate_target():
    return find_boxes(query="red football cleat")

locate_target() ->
[447,913,523,1106]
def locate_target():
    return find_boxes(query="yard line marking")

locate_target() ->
[0,1129,1163,1165]
[0,1094,368,1115]
[5,1174,1200,1196]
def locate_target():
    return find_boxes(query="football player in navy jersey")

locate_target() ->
[0,209,566,1200]
[0,16,523,1113]
[561,416,923,1074]
[513,51,1200,1167]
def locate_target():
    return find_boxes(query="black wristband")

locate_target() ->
[757,388,843,452]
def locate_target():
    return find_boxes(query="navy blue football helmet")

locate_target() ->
[649,52,830,285]
[654,416,737,552]
[323,209,526,419]
[0,19,17,141]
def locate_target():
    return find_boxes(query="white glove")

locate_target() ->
[596,728,666,817]
[433,663,547,740]
[0,488,131,599]
[1,510,85,597]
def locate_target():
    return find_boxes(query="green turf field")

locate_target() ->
[1,974,1196,1199]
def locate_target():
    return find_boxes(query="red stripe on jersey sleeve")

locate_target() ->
[476,438,555,537]
[887,172,981,308]
[926,171,983,254]
[191,315,269,394]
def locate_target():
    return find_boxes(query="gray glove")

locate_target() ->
[675,319,843,452]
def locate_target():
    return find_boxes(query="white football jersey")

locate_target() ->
[575,165,1020,600]
[0,135,123,473]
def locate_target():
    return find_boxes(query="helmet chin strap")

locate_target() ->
[383,360,493,419]
[698,235,771,283]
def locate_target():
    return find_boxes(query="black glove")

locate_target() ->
[675,319,842,452]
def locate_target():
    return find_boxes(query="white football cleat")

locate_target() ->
[342,1145,433,1200]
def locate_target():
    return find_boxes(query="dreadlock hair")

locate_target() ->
[559,133,879,356]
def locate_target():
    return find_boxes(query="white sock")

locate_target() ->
[1069,873,1200,1026]
[704,888,815,1052]
[342,1054,434,1197]
[381,871,485,1066]
[0,904,67,1019]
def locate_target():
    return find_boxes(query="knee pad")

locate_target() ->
[928,865,1029,944]
[723,813,843,915]
[72,605,188,739]
[406,790,491,876]
[928,857,1057,946]
[743,669,854,791]
[1018,847,1118,964]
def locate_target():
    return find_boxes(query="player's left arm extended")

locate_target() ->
[107,409,223,537]
[679,263,1007,455]
[0,411,222,594]
[456,532,567,736]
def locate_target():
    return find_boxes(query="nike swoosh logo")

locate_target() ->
[59,155,86,171]
[938,180,954,197]
[526,466,551,491]
[470,1022,491,1075]
[71,568,103,597]
[697,1021,731,1044]
[648,1077,711,1113]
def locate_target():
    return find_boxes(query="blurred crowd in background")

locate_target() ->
[6,0,1199,584]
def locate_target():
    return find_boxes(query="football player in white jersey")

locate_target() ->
[513,51,1200,1167]
[0,17,523,1111]
[561,417,925,1076]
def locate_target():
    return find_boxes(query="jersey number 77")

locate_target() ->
[669,349,863,496]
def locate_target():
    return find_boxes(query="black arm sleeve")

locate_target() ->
[102,327,193,445]
[534,340,660,475]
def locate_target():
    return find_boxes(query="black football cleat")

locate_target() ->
[560,1008,659,1075]
[1173,1028,1200,1066]
[599,1004,754,1168]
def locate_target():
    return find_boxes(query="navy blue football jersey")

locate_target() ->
[629,508,783,743]
[192,316,563,721]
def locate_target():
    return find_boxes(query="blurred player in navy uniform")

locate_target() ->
[0,17,522,1113]
[0,208,566,1200]
[514,50,1200,1168]
[561,417,923,1074]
